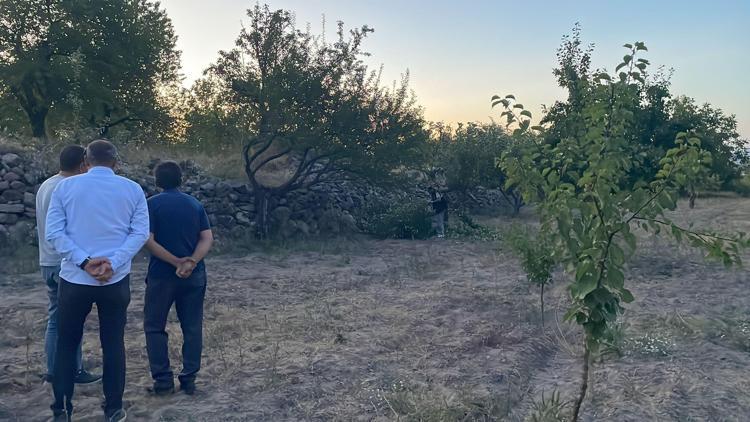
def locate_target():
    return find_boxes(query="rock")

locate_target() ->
[280,219,298,239]
[295,220,310,236]
[341,211,358,232]
[0,181,8,191]
[8,220,34,244]
[200,183,215,196]
[3,172,20,182]
[1,190,23,202]
[1,153,20,167]
[271,206,292,224]
[0,213,18,224]
[238,204,255,212]
[0,204,24,214]
[10,181,25,190]
[216,181,232,195]
[23,192,35,207]
[0,224,8,243]
[216,215,235,228]
[235,212,251,225]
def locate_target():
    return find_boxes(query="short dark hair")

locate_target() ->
[154,160,182,190]
[86,139,118,167]
[59,145,85,172]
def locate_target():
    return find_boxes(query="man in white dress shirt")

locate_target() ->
[36,145,101,385]
[45,139,149,422]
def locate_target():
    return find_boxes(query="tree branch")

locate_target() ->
[631,216,739,243]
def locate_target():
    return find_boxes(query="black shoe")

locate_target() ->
[74,369,102,384]
[147,383,175,396]
[106,408,127,422]
[180,380,196,395]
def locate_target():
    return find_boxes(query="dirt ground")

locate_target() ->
[1,197,749,421]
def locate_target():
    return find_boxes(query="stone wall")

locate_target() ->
[0,152,401,246]
[0,150,512,247]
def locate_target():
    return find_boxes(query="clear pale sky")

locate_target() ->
[160,0,750,138]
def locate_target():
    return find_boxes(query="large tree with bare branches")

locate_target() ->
[207,5,427,237]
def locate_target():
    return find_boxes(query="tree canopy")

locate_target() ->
[200,5,428,236]
[0,0,181,140]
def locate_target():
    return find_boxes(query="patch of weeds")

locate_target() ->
[446,212,502,241]
[702,317,750,352]
[527,390,568,422]
[214,235,359,257]
[658,312,750,353]
[363,199,433,240]
[599,321,627,360]
[623,332,674,357]
[365,380,510,421]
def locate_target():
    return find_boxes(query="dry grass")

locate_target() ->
[1,198,750,421]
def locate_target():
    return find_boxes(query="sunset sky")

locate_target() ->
[160,0,750,138]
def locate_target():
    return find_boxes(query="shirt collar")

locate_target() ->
[88,166,115,176]
[164,188,180,193]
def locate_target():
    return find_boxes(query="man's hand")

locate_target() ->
[85,257,113,283]
[175,257,197,279]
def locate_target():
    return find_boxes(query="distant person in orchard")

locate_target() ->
[144,160,213,396]
[36,145,101,386]
[46,139,149,422]
[429,187,448,238]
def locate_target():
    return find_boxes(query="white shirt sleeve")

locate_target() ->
[108,188,150,270]
[45,187,89,266]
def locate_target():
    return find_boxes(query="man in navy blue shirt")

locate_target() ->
[144,161,213,396]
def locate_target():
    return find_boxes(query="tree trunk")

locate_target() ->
[540,283,545,329]
[30,113,48,139]
[16,77,50,142]
[572,343,591,422]
[254,187,271,239]
[689,190,696,209]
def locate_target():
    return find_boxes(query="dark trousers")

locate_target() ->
[52,277,130,416]
[144,270,206,387]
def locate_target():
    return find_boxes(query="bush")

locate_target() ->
[364,198,433,239]
[446,211,502,241]
[730,174,750,197]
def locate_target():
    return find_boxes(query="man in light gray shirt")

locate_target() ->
[46,140,149,422]
[36,145,101,385]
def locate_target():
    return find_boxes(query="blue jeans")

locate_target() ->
[42,266,83,376]
[144,270,207,386]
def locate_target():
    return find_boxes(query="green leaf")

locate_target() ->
[615,63,627,72]
[623,43,633,49]
[623,231,637,252]
[610,243,625,266]
[505,94,516,100]
[606,267,624,289]
[520,110,532,118]
[491,94,501,101]
[513,104,524,109]
[623,55,632,64]
[576,260,594,282]
[620,288,635,303]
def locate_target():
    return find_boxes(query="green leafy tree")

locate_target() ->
[207,5,427,237]
[0,0,180,140]
[496,42,748,421]
[540,25,748,192]
[429,122,524,215]
[507,226,554,328]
